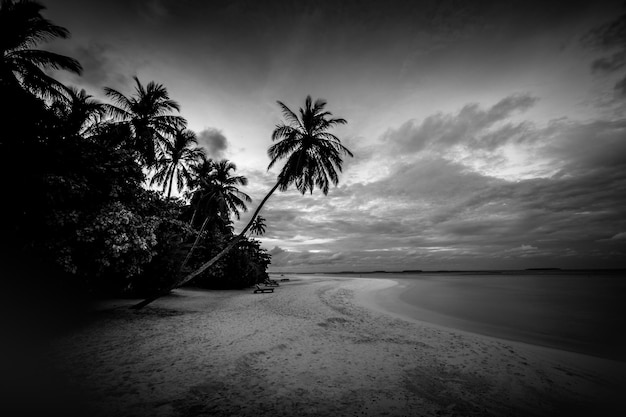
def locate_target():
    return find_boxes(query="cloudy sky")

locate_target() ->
[46,0,626,271]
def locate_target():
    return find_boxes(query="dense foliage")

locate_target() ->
[0,0,271,298]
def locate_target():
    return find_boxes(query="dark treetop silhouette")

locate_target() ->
[204,159,252,221]
[50,86,106,138]
[176,157,252,277]
[0,0,82,101]
[150,128,205,198]
[249,215,267,236]
[132,95,353,308]
[104,76,187,168]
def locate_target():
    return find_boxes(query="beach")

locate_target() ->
[7,275,625,416]
[351,271,626,361]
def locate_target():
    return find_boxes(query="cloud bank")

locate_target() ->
[252,93,626,272]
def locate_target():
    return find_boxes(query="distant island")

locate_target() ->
[271,268,625,275]
[525,268,562,271]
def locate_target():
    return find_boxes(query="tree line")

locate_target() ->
[0,0,352,306]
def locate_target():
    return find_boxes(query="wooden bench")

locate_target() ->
[253,285,274,293]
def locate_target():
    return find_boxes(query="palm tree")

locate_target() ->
[185,155,214,227]
[249,215,266,236]
[268,95,352,194]
[151,128,205,198]
[104,76,186,167]
[50,87,106,138]
[176,159,250,278]
[186,158,251,225]
[209,159,252,220]
[132,95,352,309]
[0,0,82,101]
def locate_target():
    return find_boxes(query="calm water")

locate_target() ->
[340,271,626,360]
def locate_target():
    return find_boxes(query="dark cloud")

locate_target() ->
[541,119,626,172]
[404,119,626,253]
[591,52,626,74]
[583,11,626,98]
[582,11,626,50]
[197,128,229,159]
[72,42,130,90]
[384,94,539,153]
[614,75,626,97]
[47,41,131,91]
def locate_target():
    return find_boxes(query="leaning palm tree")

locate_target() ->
[151,128,205,198]
[104,76,186,168]
[0,0,82,101]
[132,95,352,309]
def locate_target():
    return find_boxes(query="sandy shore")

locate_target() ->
[6,275,625,416]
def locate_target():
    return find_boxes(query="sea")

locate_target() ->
[329,270,626,361]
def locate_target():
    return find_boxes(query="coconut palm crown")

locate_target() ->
[151,128,205,198]
[185,157,252,230]
[249,215,267,236]
[50,87,106,137]
[104,76,186,167]
[209,159,252,220]
[0,0,82,100]
[268,95,353,195]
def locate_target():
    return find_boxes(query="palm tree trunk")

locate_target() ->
[189,196,201,226]
[178,215,210,273]
[189,205,198,226]
[131,180,281,309]
[167,166,175,198]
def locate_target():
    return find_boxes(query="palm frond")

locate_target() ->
[11,49,81,73]
[1,0,70,50]
[276,100,304,129]
[102,103,132,121]
[13,59,70,101]
[270,95,353,195]
[104,87,133,111]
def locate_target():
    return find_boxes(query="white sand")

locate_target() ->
[12,275,626,416]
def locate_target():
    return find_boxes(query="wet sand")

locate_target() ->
[10,275,625,416]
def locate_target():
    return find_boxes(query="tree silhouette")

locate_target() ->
[133,95,352,308]
[50,87,106,137]
[208,159,252,220]
[177,158,251,274]
[185,155,215,227]
[0,0,81,101]
[104,77,186,167]
[249,215,266,236]
[151,128,205,198]
[186,157,251,225]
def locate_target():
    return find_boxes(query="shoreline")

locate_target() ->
[352,275,625,361]
[15,275,626,416]
[351,276,626,377]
